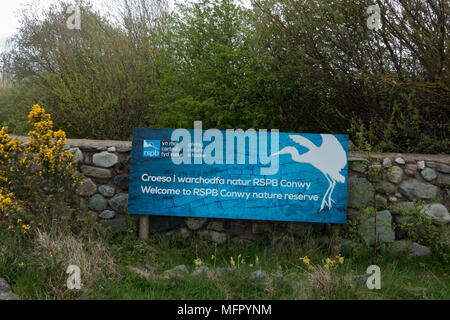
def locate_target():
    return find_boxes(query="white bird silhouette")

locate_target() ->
[272,134,347,211]
[143,141,158,149]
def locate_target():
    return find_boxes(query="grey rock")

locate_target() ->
[0,278,17,300]
[376,181,396,195]
[207,220,224,232]
[250,270,268,281]
[398,179,441,200]
[348,176,374,209]
[375,195,388,208]
[390,202,418,216]
[107,146,116,153]
[350,164,367,173]
[81,165,112,180]
[382,158,392,168]
[349,157,369,163]
[287,222,313,237]
[99,210,115,220]
[114,174,130,190]
[422,203,450,224]
[142,264,158,274]
[402,287,433,298]
[89,194,107,211]
[359,210,395,245]
[395,157,405,165]
[369,164,382,170]
[387,166,404,184]
[192,266,209,277]
[209,231,227,244]
[390,240,431,257]
[163,265,188,276]
[78,178,97,196]
[437,174,450,186]
[405,164,417,175]
[98,185,115,198]
[117,147,132,153]
[69,147,83,164]
[185,217,208,230]
[421,168,437,181]
[93,151,119,168]
[79,146,107,152]
[417,161,425,170]
[436,163,450,174]
[426,162,438,168]
[108,193,128,213]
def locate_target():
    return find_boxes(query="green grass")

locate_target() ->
[1,224,448,300]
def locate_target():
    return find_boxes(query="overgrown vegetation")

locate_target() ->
[0,0,448,152]
[0,105,117,299]
[2,226,449,300]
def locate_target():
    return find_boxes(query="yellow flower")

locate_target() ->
[193,258,203,269]
[300,256,311,265]
[211,254,215,260]
[249,264,254,268]
[255,256,259,263]
[230,256,235,266]
[18,262,25,267]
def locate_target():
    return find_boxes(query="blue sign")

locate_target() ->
[128,126,348,223]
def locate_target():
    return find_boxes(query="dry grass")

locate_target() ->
[34,228,117,296]
[306,267,339,298]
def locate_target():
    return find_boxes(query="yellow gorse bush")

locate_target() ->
[0,104,81,233]
[25,104,76,177]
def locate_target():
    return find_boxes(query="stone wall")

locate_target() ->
[14,136,449,248]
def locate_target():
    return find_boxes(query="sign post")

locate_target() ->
[129,126,348,238]
[139,215,149,240]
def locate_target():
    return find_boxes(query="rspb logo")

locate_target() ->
[143,140,161,158]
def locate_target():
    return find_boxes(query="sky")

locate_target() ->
[0,0,117,51]
[0,0,252,52]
